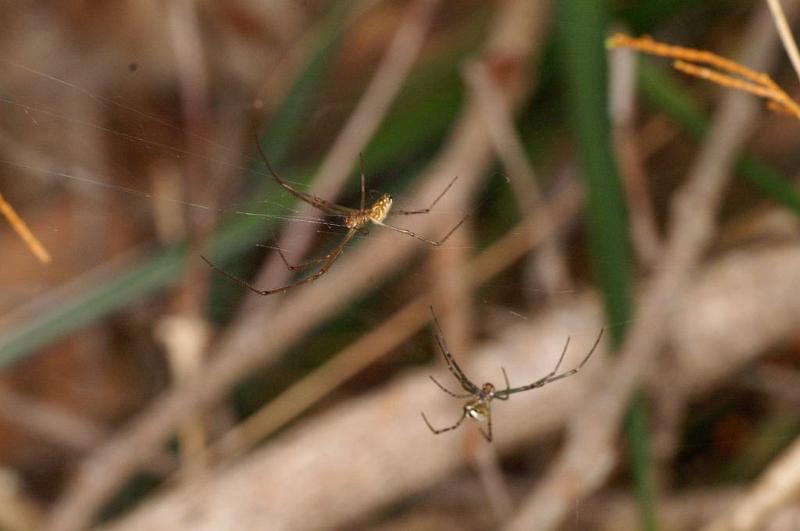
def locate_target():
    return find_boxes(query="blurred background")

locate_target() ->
[2,0,800,530]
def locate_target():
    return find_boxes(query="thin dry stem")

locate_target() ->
[608,32,800,118]
[608,42,662,265]
[578,488,741,531]
[150,162,187,244]
[465,59,572,296]
[0,385,105,453]
[0,469,42,531]
[472,443,514,523]
[0,192,51,264]
[165,0,216,480]
[428,179,473,361]
[154,315,211,478]
[607,34,779,89]
[767,0,800,85]
[649,359,689,490]
[702,436,800,531]
[672,60,788,103]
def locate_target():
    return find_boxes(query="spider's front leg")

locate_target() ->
[428,376,474,399]
[429,307,480,394]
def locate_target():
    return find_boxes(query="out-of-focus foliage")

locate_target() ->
[1,1,800,530]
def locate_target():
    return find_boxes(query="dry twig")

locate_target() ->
[0,385,104,453]
[163,0,218,480]
[465,59,571,296]
[608,42,662,266]
[702,436,800,531]
[608,32,800,119]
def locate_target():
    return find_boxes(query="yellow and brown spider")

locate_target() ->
[421,308,604,442]
[201,141,465,295]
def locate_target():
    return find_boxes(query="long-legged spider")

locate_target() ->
[421,308,604,442]
[201,141,465,295]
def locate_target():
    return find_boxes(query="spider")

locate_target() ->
[201,141,465,295]
[421,308,604,442]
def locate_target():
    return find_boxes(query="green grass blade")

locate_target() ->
[558,1,632,336]
[558,1,657,529]
[0,246,184,366]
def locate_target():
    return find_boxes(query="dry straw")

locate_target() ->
[607,33,800,119]
[0,191,51,264]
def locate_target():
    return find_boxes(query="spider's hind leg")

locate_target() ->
[276,248,335,272]
[421,410,467,435]
[478,409,492,442]
[495,367,511,400]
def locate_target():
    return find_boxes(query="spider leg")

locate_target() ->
[428,376,474,398]
[500,329,604,396]
[432,333,477,393]
[515,336,572,389]
[537,328,604,386]
[497,339,570,395]
[391,175,459,215]
[429,307,479,393]
[202,228,356,296]
[494,367,511,400]
[277,246,343,272]
[378,215,466,246]
[255,137,352,216]
[549,336,571,376]
[359,153,366,211]
[421,410,467,435]
[478,407,493,442]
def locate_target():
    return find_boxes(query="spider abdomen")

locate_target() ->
[369,194,392,223]
[344,194,393,228]
[466,401,490,421]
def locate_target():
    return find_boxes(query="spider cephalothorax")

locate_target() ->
[421,308,603,442]
[201,140,463,296]
[463,383,496,421]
